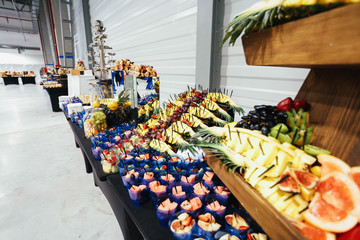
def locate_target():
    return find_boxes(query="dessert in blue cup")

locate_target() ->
[224,210,250,238]
[156,196,178,227]
[128,179,149,206]
[196,212,221,240]
[169,211,196,240]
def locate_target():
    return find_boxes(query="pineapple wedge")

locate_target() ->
[265,151,292,178]
[254,178,279,198]
[255,141,278,167]
[248,167,267,187]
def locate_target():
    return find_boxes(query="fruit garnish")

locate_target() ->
[293,100,308,111]
[161,165,167,170]
[182,216,192,226]
[198,215,209,223]
[277,97,293,112]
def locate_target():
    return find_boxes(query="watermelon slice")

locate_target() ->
[214,186,231,196]
[317,154,351,176]
[181,174,196,183]
[129,185,146,201]
[202,171,214,182]
[180,197,202,212]
[317,172,360,221]
[193,182,210,195]
[304,193,357,233]
[161,174,175,184]
[351,167,360,189]
[143,172,154,181]
[287,217,335,240]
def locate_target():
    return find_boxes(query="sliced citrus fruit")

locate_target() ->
[317,154,351,176]
[351,167,360,189]
[303,193,357,233]
[288,217,335,240]
[317,172,360,221]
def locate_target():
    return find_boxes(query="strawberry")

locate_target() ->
[182,93,187,98]
[160,124,166,129]
[181,119,187,124]
[167,103,172,108]
[182,216,192,226]
[143,124,148,130]
[247,232,253,240]
[293,99,308,111]
[277,97,293,112]
[161,165,167,170]
[195,92,201,98]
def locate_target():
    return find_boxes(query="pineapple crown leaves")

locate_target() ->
[190,128,224,144]
[117,90,130,104]
[193,142,246,172]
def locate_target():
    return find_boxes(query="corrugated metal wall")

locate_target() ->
[88,0,197,103]
[72,0,88,68]
[83,0,309,118]
[220,0,309,117]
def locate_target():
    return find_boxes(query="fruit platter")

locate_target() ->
[65,82,360,239]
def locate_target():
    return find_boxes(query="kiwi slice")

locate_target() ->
[304,145,330,156]
[271,123,289,133]
[277,133,292,144]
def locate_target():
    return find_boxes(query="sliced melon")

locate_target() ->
[303,193,357,233]
[317,172,360,221]
[317,154,351,176]
[288,217,336,240]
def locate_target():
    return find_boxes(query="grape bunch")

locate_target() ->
[164,90,208,128]
[235,105,287,135]
[103,106,127,128]
[89,111,107,130]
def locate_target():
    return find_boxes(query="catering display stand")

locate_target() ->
[205,4,360,240]
[64,114,173,240]
[3,76,19,85]
[21,76,36,85]
[67,75,97,96]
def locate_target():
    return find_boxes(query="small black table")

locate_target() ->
[21,76,36,84]
[3,77,19,85]
[44,87,68,112]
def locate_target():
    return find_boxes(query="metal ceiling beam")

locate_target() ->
[0,43,40,50]
[0,26,32,33]
[0,6,31,12]
[11,0,26,41]
[0,15,32,21]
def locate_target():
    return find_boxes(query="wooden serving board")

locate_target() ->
[242,4,360,68]
[204,149,306,240]
[295,69,360,166]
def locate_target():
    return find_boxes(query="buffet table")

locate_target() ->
[64,114,173,240]
[3,76,19,85]
[21,76,36,85]
[44,87,68,112]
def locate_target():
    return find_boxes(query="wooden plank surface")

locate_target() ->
[295,69,360,166]
[242,4,360,68]
[204,149,306,240]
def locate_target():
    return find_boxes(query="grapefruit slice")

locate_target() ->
[351,167,360,189]
[303,193,357,233]
[288,217,335,240]
[317,154,351,176]
[317,172,360,221]
[291,169,319,189]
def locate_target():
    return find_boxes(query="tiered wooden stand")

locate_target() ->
[207,4,360,240]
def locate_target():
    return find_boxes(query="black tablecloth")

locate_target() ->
[3,77,19,85]
[66,117,173,240]
[44,87,68,112]
[21,76,36,84]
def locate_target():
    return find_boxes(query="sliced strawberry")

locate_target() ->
[198,215,209,222]
[182,216,192,226]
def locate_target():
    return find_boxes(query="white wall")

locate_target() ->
[220,0,309,117]
[0,31,43,83]
[85,0,309,117]
[88,0,197,104]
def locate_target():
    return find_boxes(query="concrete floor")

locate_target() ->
[0,84,124,240]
